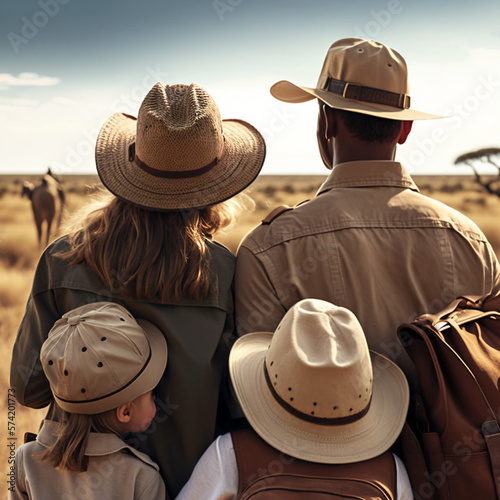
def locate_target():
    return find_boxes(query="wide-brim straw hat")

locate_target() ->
[96,82,266,211]
[41,302,168,415]
[230,299,409,463]
[271,38,442,121]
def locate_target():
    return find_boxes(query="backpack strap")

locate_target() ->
[417,294,494,326]
[232,428,270,495]
[482,420,500,498]
[399,420,429,495]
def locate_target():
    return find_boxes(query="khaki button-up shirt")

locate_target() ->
[235,161,500,383]
[10,420,166,500]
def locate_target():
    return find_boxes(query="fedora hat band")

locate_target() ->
[128,142,222,179]
[263,360,372,426]
[323,77,411,110]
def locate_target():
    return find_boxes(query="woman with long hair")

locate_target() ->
[10,82,265,498]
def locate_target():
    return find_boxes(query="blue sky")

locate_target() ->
[1,0,500,175]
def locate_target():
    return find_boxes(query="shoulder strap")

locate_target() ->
[417,294,493,326]
[261,205,293,224]
[261,199,311,225]
[483,420,500,497]
[231,428,273,495]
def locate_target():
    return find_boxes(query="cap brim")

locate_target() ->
[96,114,266,211]
[230,332,409,464]
[56,319,167,414]
[271,80,444,121]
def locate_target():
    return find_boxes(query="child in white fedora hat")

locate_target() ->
[177,298,413,499]
[10,302,168,500]
[11,82,265,497]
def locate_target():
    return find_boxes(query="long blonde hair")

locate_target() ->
[37,407,118,472]
[60,192,238,301]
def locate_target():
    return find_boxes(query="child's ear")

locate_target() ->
[115,402,132,423]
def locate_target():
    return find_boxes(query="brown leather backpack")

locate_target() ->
[397,294,500,500]
[231,428,397,499]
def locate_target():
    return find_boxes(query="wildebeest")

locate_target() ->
[21,175,65,248]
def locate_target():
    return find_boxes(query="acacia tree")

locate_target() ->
[455,148,500,197]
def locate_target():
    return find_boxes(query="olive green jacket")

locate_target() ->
[10,235,236,498]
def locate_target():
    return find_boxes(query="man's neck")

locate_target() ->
[334,144,396,166]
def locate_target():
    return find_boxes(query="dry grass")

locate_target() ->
[2,173,500,488]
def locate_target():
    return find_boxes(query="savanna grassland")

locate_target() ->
[1,173,500,488]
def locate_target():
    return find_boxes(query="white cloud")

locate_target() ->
[0,96,79,112]
[0,97,38,106]
[51,97,77,106]
[0,73,60,90]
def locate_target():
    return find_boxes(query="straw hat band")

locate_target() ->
[263,359,372,426]
[128,142,223,179]
[322,77,411,109]
[55,345,153,406]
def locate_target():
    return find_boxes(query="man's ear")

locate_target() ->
[317,102,335,169]
[323,105,338,139]
[115,402,132,424]
[397,120,413,144]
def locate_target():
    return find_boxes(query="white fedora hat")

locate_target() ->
[230,298,409,463]
[271,38,443,120]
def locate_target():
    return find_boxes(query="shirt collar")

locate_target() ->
[36,420,159,470]
[317,161,419,195]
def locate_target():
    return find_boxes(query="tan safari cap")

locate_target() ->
[271,38,443,120]
[41,302,167,415]
[230,298,409,463]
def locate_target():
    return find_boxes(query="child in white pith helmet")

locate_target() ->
[10,302,168,500]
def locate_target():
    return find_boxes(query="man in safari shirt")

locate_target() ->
[235,38,500,386]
